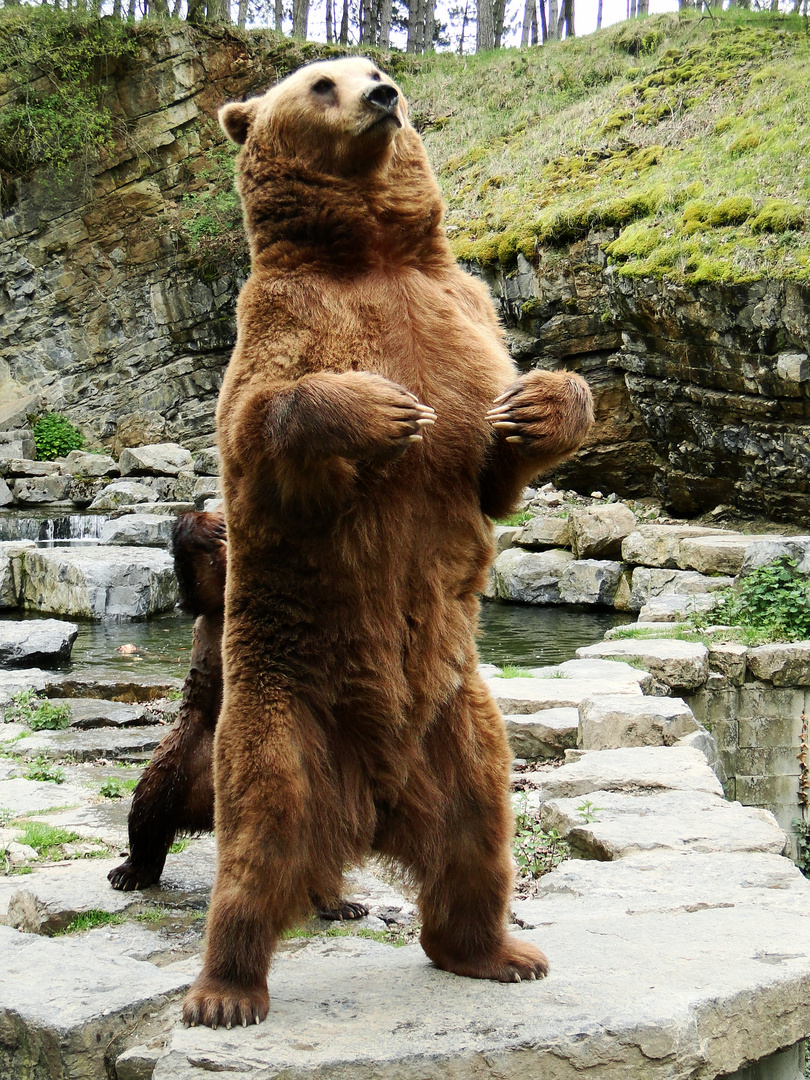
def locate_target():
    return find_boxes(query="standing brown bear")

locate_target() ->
[183,57,593,1029]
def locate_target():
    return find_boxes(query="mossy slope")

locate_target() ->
[397,11,810,285]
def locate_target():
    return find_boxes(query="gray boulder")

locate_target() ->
[0,429,36,460]
[0,477,13,507]
[629,567,733,611]
[504,707,578,759]
[0,619,78,668]
[576,638,709,692]
[119,443,193,477]
[637,593,719,623]
[747,642,810,686]
[21,546,177,619]
[558,559,624,606]
[0,540,35,608]
[569,503,636,559]
[12,475,72,504]
[492,547,573,603]
[99,514,174,548]
[63,450,119,478]
[90,481,154,510]
[739,536,810,577]
[621,525,728,569]
[677,534,776,575]
[193,446,221,475]
[578,694,700,751]
[492,524,521,553]
[516,515,572,550]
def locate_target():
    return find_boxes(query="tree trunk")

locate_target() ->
[547,0,558,39]
[521,0,534,46]
[532,0,538,43]
[458,0,469,51]
[151,0,169,16]
[476,0,495,50]
[127,0,137,18]
[408,0,425,52]
[292,0,309,37]
[637,0,648,13]
[339,0,349,42]
[561,0,573,36]
[237,0,248,25]
[207,0,231,22]
[379,0,392,46]
[629,0,636,17]
[326,0,334,42]
[494,0,506,47]
[595,0,602,29]
[425,0,434,50]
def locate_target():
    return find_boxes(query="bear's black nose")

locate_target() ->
[364,83,399,114]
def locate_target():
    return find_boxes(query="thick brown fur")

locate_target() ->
[183,58,593,1029]
[108,512,368,920]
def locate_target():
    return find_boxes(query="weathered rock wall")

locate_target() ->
[484,247,810,523]
[0,25,269,452]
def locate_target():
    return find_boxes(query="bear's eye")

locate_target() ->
[311,78,335,95]
[369,71,381,81]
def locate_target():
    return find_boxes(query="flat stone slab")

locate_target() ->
[533,658,654,692]
[492,548,573,603]
[58,697,164,728]
[119,443,193,477]
[677,534,776,575]
[621,525,728,568]
[0,618,78,668]
[0,776,89,816]
[629,567,732,611]
[528,745,725,801]
[514,849,810,924]
[13,724,165,762]
[488,676,642,714]
[504,707,578,759]
[99,513,175,548]
[637,593,719,623]
[0,924,190,1079]
[542,789,788,859]
[579,694,699,751]
[576,638,709,692]
[147,894,810,1080]
[740,536,810,576]
[0,666,51,704]
[0,858,145,931]
[22,545,177,619]
[49,668,184,701]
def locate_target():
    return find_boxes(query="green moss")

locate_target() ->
[728,128,762,155]
[751,199,804,233]
[706,196,754,227]
[606,223,663,261]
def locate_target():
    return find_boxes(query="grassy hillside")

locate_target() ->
[397,10,810,284]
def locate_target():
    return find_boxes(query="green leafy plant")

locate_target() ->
[7,689,71,731]
[23,755,64,784]
[793,818,810,878]
[706,557,810,643]
[0,6,137,186]
[577,799,603,824]
[499,664,534,679]
[32,412,84,461]
[514,797,570,879]
[168,838,189,854]
[494,511,533,528]
[99,776,138,799]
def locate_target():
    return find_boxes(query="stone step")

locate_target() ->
[12,724,167,763]
[576,638,709,692]
[488,675,642,715]
[621,524,729,569]
[578,694,699,751]
[504,707,578,759]
[541,788,788,859]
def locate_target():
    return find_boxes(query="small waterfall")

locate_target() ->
[0,511,110,545]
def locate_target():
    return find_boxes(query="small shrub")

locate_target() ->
[707,557,810,643]
[8,689,71,732]
[494,510,532,528]
[23,755,64,784]
[793,817,810,878]
[99,777,138,799]
[33,412,84,461]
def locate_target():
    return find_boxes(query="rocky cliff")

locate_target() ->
[2,20,810,521]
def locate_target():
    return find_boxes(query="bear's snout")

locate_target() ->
[364,83,399,116]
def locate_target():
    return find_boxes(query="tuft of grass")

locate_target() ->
[498,664,535,679]
[16,821,80,859]
[55,909,126,935]
[168,838,189,854]
[494,511,533,528]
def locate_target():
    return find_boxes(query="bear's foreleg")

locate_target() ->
[480,369,593,520]
[377,679,548,983]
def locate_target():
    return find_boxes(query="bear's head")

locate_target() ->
[218,58,446,268]
[220,58,408,177]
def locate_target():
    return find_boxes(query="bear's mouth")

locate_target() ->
[363,111,403,134]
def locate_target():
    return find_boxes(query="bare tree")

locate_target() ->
[237,0,248,25]
[560,0,573,35]
[379,0,392,46]
[547,0,559,38]
[292,0,309,37]
[493,0,507,47]
[339,0,349,42]
[595,0,602,28]
[637,0,648,13]
[476,0,494,50]
[425,0,434,49]
[521,0,534,45]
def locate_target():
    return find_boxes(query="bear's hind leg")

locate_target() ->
[381,680,548,983]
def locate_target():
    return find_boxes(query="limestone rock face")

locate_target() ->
[747,642,810,686]
[621,525,727,568]
[12,475,72,504]
[0,540,35,607]
[0,618,78,668]
[192,447,220,476]
[677,534,776,575]
[516,515,572,550]
[63,450,119,478]
[99,513,174,548]
[89,480,155,510]
[740,535,810,576]
[629,566,733,611]
[21,546,177,619]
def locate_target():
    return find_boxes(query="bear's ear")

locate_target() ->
[219,99,259,145]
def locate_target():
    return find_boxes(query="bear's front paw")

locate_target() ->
[108,857,160,892]
[355,374,436,461]
[486,370,592,458]
[183,975,270,1029]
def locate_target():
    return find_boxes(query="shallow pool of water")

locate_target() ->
[56,602,633,679]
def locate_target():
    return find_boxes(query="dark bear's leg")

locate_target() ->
[108,612,222,891]
[376,676,548,982]
[183,690,346,1028]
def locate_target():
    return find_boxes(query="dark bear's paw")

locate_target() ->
[486,370,593,457]
[316,899,370,921]
[108,858,161,892]
[183,976,269,1029]
[335,372,436,461]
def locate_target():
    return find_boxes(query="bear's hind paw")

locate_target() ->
[183,977,269,1029]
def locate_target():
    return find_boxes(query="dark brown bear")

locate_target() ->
[183,56,593,1029]
[108,511,367,921]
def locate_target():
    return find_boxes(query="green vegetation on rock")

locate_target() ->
[17,821,79,858]
[706,558,810,644]
[33,412,84,461]
[7,689,71,732]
